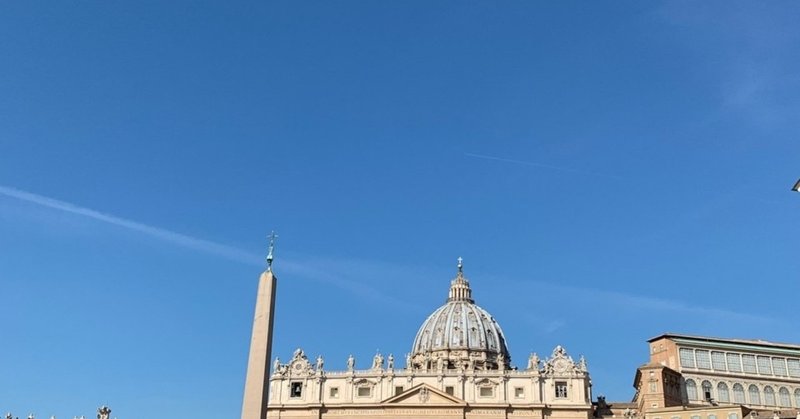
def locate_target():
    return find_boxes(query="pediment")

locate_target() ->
[382,383,466,406]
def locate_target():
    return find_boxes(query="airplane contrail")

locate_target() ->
[0,185,263,266]
[0,185,423,311]
[464,152,622,179]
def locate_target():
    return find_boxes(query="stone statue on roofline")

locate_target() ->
[97,406,111,419]
[528,352,540,370]
[372,352,384,370]
[578,355,587,372]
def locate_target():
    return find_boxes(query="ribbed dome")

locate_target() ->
[410,259,510,370]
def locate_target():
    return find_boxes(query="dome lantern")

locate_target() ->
[447,257,474,303]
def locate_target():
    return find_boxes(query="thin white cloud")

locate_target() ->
[656,2,800,131]
[591,286,771,323]
[503,277,772,324]
[464,152,622,180]
[0,184,264,265]
[0,185,420,312]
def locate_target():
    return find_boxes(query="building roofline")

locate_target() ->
[648,333,800,351]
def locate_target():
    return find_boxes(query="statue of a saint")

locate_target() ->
[387,353,394,370]
[497,353,505,371]
[406,353,412,369]
[97,406,111,419]
[273,357,281,373]
[578,355,587,372]
[373,352,384,369]
[528,352,540,370]
[347,354,355,371]
[316,355,324,371]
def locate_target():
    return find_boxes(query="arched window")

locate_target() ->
[686,379,698,401]
[764,386,776,406]
[717,382,730,403]
[794,389,800,407]
[749,385,761,405]
[702,381,713,401]
[779,387,791,407]
[733,384,745,404]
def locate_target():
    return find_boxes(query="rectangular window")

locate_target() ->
[680,348,696,368]
[757,356,772,375]
[480,387,494,397]
[445,386,454,396]
[691,415,701,419]
[772,358,787,376]
[728,414,740,419]
[290,382,303,398]
[712,352,727,371]
[695,350,711,369]
[788,359,800,377]
[742,354,757,373]
[515,387,524,398]
[394,386,404,396]
[357,386,371,397]
[727,353,742,372]
[329,387,339,398]
[556,381,568,398]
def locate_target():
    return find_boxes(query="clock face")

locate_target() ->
[294,363,303,370]
[554,359,569,372]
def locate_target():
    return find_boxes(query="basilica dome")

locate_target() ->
[410,259,511,371]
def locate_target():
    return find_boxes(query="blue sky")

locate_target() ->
[2,1,800,417]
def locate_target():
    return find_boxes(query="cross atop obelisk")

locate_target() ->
[266,231,278,271]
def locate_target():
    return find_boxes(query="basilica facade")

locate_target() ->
[264,261,593,419]
[243,258,800,419]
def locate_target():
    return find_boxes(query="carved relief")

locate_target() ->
[542,345,586,377]
[287,347,315,376]
[419,387,430,403]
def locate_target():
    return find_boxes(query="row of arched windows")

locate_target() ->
[685,379,800,407]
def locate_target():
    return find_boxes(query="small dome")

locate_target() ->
[410,260,510,370]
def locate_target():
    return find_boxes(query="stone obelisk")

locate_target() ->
[241,233,278,419]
